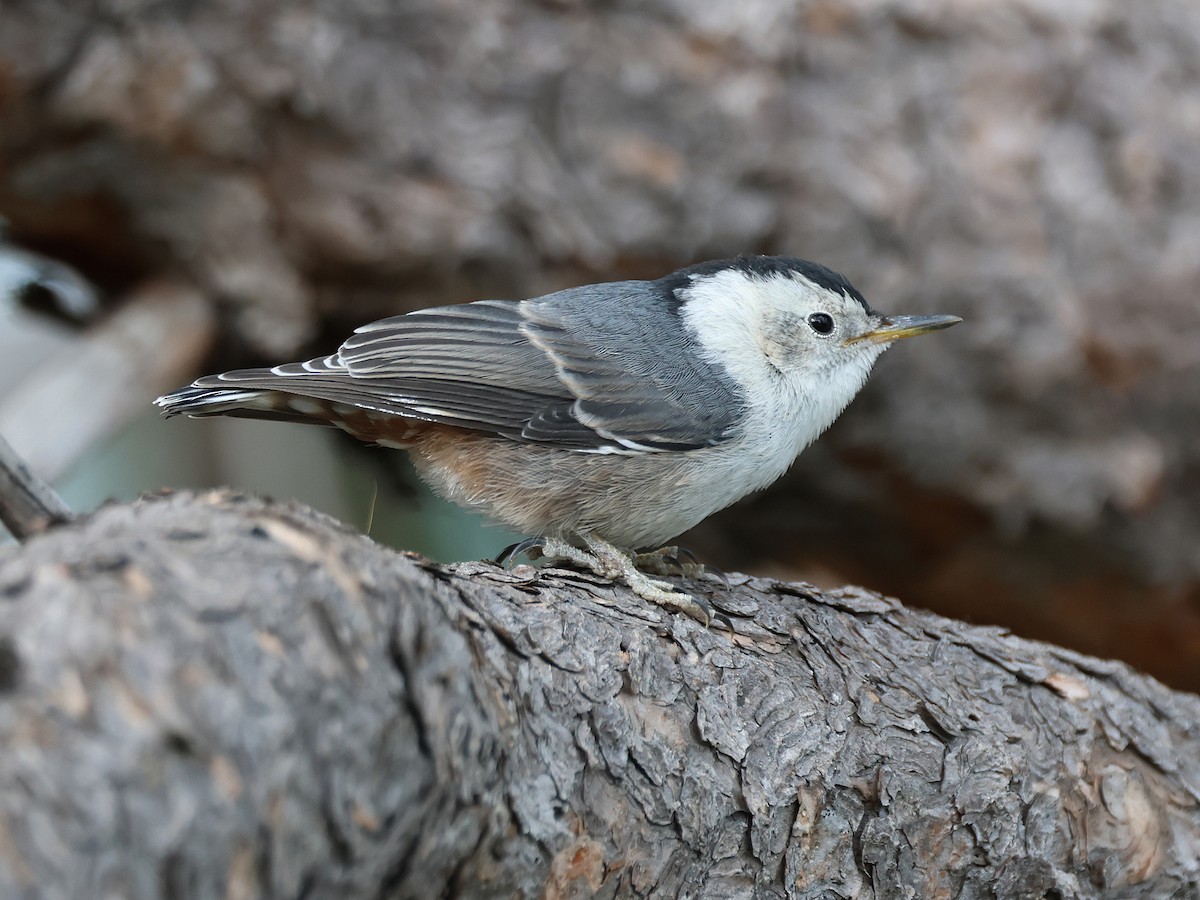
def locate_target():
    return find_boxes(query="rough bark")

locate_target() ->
[2,0,1199,688]
[0,490,1196,899]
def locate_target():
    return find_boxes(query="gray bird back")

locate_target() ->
[522,280,745,449]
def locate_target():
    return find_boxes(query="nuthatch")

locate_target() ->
[157,256,960,620]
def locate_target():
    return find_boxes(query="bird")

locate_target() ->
[156,255,960,621]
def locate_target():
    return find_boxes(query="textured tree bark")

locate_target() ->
[0,490,1196,899]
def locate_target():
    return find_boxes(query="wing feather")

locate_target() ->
[169,284,745,452]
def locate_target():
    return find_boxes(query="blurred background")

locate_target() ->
[1,0,1199,688]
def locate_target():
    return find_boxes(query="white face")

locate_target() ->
[672,263,958,505]
[678,268,890,393]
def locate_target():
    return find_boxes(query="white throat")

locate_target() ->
[679,270,885,493]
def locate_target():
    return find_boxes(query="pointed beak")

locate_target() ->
[845,313,962,345]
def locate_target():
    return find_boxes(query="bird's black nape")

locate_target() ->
[659,255,873,315]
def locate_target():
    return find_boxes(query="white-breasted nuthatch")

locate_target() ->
[157,256,960,620]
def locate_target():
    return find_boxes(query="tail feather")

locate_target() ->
[155,374,435,445]
[154,381,337,428]
[154,386,268,418]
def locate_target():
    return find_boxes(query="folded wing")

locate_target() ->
[160,282,745,454]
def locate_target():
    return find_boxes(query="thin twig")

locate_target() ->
[0,433,72,540]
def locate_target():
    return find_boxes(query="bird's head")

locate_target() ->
[670,256,960,393]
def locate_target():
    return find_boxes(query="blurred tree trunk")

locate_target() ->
[0,491,1196,899]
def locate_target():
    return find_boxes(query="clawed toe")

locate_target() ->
[634,545,728,586]
[496,535,603,572]
[495,537,548,566]
[632,546,685,576]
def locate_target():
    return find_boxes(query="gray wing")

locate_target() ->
[187,281,745,453]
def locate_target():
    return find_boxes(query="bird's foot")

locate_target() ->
[580,535,715,624]
[495,535,714,624]
[633,545,728,586]
[497,535,606,572]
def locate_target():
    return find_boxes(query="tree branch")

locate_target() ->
[0,432,71,539]
[0,490,1196,898]
[0,281,215,482]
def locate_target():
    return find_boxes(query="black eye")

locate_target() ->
[807,313,834,335]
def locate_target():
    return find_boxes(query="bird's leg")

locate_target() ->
[497,534,714,624]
